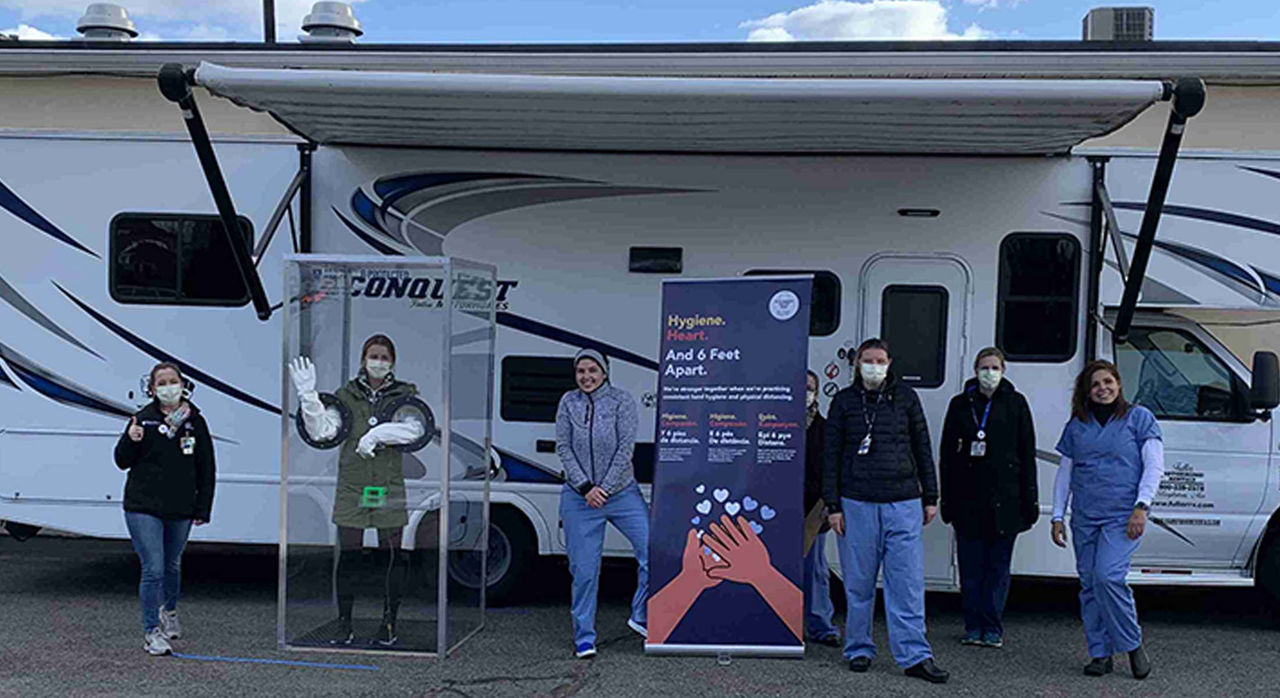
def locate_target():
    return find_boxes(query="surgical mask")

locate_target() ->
[860,363,888,387]
[155,384,183,406]
[977,368,1003,392]
[806,389,817,408]
[366,359,393,380]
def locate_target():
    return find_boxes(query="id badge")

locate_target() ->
[180,436,195,456]
[857,433,872,456]
[361,486,388,509]
[970,440,987,458]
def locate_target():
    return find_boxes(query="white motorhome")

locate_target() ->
[3,37,1280,605]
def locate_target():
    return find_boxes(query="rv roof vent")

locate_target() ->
[300,2,363,42]
[76,3,138,41]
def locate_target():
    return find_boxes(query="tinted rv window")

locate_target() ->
[997,233,1080,362]
[501,356,577,423]
[1115,327,1249,422]
[881,285,948,389]
[743,270,841,336]
[110,214,253,306]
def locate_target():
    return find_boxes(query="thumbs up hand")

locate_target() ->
[128,416,144,442]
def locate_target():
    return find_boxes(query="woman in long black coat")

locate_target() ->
[939,347,1038,649]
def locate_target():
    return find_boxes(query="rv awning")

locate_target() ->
[193,61,1166,154]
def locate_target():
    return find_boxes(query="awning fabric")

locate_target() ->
[193,61,1166,154]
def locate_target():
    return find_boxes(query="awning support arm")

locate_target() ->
[252,165,308,266]
[1113,77,1206,343]
[1095,178,1131,284]
[158,63,273,322]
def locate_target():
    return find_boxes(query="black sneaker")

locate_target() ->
[809,633,840,648]
[329,618,354,646]
[1128,646,1151,680]
[375,620,398,647]
[904,658,950,684]
[848,656,871,673]
[1084,656,1114,676]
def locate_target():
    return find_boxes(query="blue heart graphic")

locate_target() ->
[760,505,776,521]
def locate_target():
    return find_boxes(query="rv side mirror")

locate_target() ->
[1251,351,1280,411]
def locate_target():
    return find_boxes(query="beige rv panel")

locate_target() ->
[0,75,289,137]
[1084,86,1280,152]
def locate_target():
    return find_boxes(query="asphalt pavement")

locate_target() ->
[1,535,1276,697]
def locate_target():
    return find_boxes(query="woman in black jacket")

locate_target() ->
[113,362,216,657]
[939,347,1037,650]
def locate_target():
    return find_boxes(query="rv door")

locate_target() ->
[1105,312,1271,569]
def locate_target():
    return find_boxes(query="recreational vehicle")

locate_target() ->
[3,36,1280,606]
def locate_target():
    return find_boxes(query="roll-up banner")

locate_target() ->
[645,276,812,658]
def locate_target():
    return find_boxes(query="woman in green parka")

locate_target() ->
[289,334,425,647]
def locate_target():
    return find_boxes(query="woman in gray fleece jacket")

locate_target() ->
[556,348,649,658]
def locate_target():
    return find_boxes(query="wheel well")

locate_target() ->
[1249,508,1280,576]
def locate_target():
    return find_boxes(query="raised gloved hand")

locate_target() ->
[356,430,379,459]
[288,357,317,396]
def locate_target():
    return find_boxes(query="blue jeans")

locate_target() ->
[803,531,838,639]
[560,483,650,647]
[124,512,192,632]
[956,532,1016,637]
[836,497,933,667]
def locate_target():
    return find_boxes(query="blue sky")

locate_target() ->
[2,0,1277,43]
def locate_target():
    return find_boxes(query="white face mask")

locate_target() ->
[977,368,1003,391]
[155,384,183,406]
[366,359,393,380]
[860,363,888,387]
[806,389,817,407]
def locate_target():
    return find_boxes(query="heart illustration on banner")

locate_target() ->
[691,516,700,525]
[725,501,741,516]
[742,496,759,512]
[760,505,777,521]
[695,484,706,494]
[696,500,712,515]
[749,520,763,534]
[713,488,730,503]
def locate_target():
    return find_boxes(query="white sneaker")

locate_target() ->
[143,627,173,656]
[159,608,181,640]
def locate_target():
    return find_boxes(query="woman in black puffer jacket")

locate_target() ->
[939,347,1038,650]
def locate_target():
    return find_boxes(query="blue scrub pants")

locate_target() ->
[803,531,839,639]
[1071,517,1143,658]
[836,497,933,667]
[560,483,650,648]
[124,511,192,632]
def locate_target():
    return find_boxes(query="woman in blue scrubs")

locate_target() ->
[1051,360,1164,680]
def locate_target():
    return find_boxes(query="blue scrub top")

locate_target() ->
[1055,405,1162,524]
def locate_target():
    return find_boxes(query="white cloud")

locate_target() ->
[963,0,1025,9]
[2,22,62,39]
[742,0,992,42]
[0,1,368,41]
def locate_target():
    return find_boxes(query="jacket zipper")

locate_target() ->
[586,392,596,486]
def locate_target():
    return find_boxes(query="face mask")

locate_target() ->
[977,368,1003,391]
[366,359,393,380]
[806,389,817,407]
[155,384,183,406]
[860,363,888,387]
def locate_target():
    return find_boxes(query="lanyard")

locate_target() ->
[968,389,992,440]
[861,390,885,435]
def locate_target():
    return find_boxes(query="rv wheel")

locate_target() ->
[1258,530,1280,605]
[446,506,536,606]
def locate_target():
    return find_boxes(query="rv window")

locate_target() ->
[1115,327,1249,422]
[629,247,683,274]
[881,285,948,389]
[743,270,841,336]
[110,213,253,306]
[501,356,577,423]
[997,233,1080,362]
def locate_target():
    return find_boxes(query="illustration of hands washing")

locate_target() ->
[648,484,802,645]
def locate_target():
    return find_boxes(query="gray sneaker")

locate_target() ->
[159,609,181,640]
[143,627,173,656]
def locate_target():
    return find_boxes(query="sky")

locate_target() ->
[1,0,1277,44]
